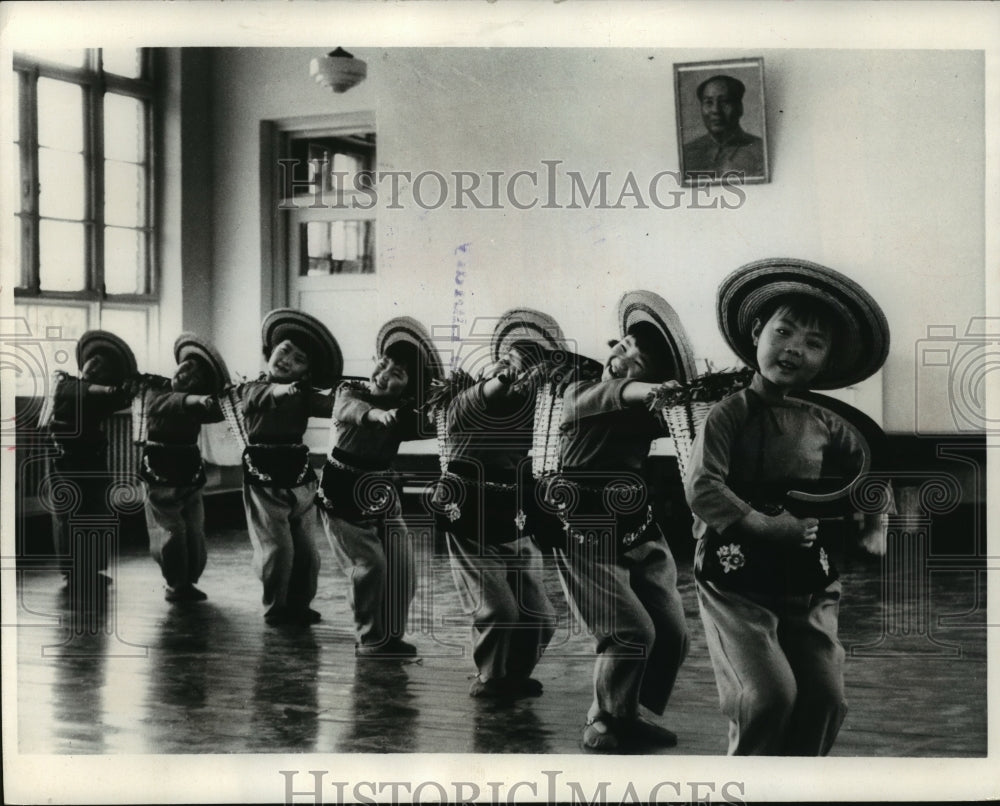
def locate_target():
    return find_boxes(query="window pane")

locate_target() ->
[104,161,144,227]
[103,94,144,163]
[37,78,84,152]
[38,148,86,220]
[104,226,145,294]
[101,49,142,79]
[301,220,373,275]
[38,220,86,291]
[16,49,87,69]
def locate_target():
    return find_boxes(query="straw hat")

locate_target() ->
[76,330,137,378]
[491,308,567,363]
[717,258,890,389]
[261,308,343,388]
[618,290,697,384]
[376,316,443,391]
[174,333,231,394]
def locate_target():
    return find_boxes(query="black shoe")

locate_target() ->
[356,638,417,658]
[264,606,295,626]
[469,676,509,698]
[507,677,544,698]
[294,607,322,625]
[582,716,620,753]
[165,584,208,603]
[624,715,677,748]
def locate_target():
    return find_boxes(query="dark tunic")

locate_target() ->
[140,381,223,487]
[238,379,332,488]
[541,378,665,553]
[685,374,866,593]
[317,382,418,522]
[433,379,539,544]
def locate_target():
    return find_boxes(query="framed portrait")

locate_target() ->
[674,57,770,186]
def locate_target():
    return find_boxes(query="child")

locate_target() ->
[434,309,565,698]
[545,291,693,752]
[42,330,137,587]
[319,316,438,657]
[234,309,340,627]
[137,333,228,603]
[686,257,890,755]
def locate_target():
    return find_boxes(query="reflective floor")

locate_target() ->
[13,528,987,756]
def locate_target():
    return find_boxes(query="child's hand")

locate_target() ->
[121,377,144,397]
[272,382,302,400]
[621,381,660,406]
[366,408,398,429]
[859,512,888,556]
[765,510,819,548]
[184,395,212,411]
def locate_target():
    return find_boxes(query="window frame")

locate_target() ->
[259,111,377,315]
[12,48,158,303]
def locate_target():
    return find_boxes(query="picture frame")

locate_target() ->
[674,57,770,186]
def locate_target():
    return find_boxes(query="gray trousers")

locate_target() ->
[145,484,207,589]
[446,533,556,682]
[696,577,847,755]
[554,533,689,721]
[243,482,322,611]
[321,508,414,646]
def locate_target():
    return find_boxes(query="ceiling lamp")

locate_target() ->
[310,47,367,93]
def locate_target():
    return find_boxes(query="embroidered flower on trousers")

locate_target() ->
[819,547,830,575]
[717,543,746,574]
[445,502,461,522]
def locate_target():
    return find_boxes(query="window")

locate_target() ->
[13,48,155,300]
[281,130,377,276]
[262,112,378,385]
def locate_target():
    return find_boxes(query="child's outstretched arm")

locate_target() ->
[308,388,334,419]
[243,381,305,412]
[565,378,660,420]
[148,390,223,423]
[184,394,225,424]
[83,377,137,414]
[365,408,399,429]
[333,381,396,429]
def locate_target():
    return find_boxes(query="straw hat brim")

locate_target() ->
[174,333,231,393]
[76,330,137,377]
[376,316,443,388]
[618,290,697,384]
[717,258,890,390]
[491,308,567,363]
[261,308,343,388]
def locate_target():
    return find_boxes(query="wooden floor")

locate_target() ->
[13,527,987,757]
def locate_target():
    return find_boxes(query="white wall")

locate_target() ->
[205,47,985,433]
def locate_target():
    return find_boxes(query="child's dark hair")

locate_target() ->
[262,335,313,376]
[177,356,214,394]
[84,349,128,383]
[383,341,420,395]
[262,336,305,360]
[506,340,551,370]
[755,293,839,344]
